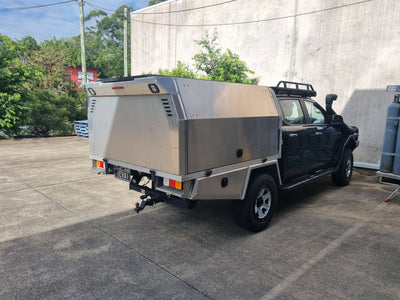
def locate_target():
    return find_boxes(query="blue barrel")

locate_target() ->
[380,97,400,173]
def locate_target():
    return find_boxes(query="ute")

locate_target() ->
[87,76,358,232]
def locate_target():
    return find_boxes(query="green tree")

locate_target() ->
[148,0,168,6]
[44,5,135,79]
[193,33,256,83]
[84,5,134,78]
[0,35,33,137]
[0,34,88,138]
[25,38,87,136]
[29,89,87,136]
[28,44,75,93]
[157,61,199,78]
[15,36,40,64]
[40,37,81,67]
[153,33,256,84]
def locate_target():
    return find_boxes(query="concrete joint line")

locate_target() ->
[261,202,387,299]
[261,224,362,300]
[0,176,103,194]
[25,185,210,300]
[86,219,212,299]
[26,181,206,298]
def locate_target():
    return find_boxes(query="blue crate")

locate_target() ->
[74,120,89,138]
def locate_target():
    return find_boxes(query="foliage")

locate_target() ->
[0,4,136,138]
[29,5,135,79]
[84,5,134,78]
[157,61,199,79]
[28,44,75,93]
[0,34,88,138]
[15,36,40,64]
[153,33,256,84]
[40,37,81,68]
[148,0,168,6]
[28,89,87,136]
[0,35,33,136]
[193,33,256,84]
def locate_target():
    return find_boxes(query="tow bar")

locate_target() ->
[130,180,197,212]
[134,195,164,213]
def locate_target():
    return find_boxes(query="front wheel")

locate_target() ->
[233,174,277,232]
[331,149,353,186]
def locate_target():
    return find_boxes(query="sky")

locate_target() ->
[0,0,151,41]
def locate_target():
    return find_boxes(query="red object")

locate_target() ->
[112,86,124,90]
[66,66,98,90]
[169,179,175,188]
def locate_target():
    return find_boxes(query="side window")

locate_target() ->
[279,99,305,125]
[304,101,326,124]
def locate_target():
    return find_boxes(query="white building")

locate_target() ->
[131,0,400,168]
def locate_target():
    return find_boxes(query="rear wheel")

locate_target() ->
[332,149,353,186]
[233,174,277,232]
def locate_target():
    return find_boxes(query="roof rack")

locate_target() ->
[271,81,317,98]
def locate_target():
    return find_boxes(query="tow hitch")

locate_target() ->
[130,178,196,212]
[134,195,165,213]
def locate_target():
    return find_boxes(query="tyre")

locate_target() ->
[233,174,277,232]
[332,149,353,186]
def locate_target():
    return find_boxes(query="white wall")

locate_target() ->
[131,0,400,167]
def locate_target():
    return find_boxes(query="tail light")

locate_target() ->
[163,178,182,190]
[96,160,104,168]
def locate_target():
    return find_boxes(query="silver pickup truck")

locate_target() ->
[87,75,358,232]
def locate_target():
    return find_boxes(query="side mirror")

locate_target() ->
[325,94,337,115]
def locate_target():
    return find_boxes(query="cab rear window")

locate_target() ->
[279,99,305,125]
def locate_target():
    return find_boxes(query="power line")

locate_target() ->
[85,1,130,20]
[133,0,237,15]
[85,1,115,13]
[132,0,373,27]
[0,0,76,12]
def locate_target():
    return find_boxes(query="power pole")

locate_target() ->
[79,0,87,90]
[124,7,128,77]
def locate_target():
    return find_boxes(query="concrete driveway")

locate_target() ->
[1,137,399,299]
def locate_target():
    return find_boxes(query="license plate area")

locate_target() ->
[115,167,130,182]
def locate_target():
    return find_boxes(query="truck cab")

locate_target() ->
[272,82,358,188]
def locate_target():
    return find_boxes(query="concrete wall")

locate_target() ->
[131,0,400,167]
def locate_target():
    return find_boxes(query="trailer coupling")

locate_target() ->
[130,179,198,213]
[134,194,164,213]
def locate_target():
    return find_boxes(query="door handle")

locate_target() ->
[315,131,323,136]
[289,133,298,138]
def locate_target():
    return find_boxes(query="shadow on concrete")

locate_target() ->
[0,176,348,299]
[277,176,335,212]
[2,170,399,299]
[340,89,395,166]
[0,175,353,298]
